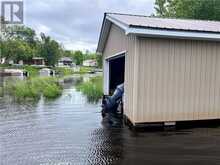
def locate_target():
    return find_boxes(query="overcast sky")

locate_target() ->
[24,0,155,52]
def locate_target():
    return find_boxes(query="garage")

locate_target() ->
[97,13,220,126]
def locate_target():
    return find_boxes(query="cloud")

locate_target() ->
[35,24,51,35]
[24,0,155,52]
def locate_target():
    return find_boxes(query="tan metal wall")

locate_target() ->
[103,23,220,124]
[136,38,220,123]
[103,24,137,123]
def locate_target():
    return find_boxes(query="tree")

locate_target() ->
[39,33,62,66]
[1,25,38,62]
[154,0,169,17]
[96,54,102,68]
[84,53,96,60]
[0,25,65,65]
[1,39,33,62]
[63,50,72,57]
[73,50,84,65]
[154,0,220,21]
[3,25,37,47]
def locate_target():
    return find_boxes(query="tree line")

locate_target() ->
[0,25,102,67]
[154,0,220,21]
[2,0,218,69]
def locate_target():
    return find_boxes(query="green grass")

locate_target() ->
[0,64,10,68]
[1,65,95,77]
[23,65,40,77]
[78,67,93,74]
[54,67,75,76]
[54,66,95,75]
[76,76,103,103]
[6,77,62,101]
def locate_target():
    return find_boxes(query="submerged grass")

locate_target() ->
[76,76,103,103]
[55,67,94,76]
[6,77,62,101]
[78,67,93,74]
[54,67,75,76]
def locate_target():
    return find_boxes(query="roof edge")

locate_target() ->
[96,14,128,54]
[106,12,220,24]
[127,27,220,41]
[96,13,108,54]
[97,13,220,54]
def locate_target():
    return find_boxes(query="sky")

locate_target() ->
[23,0,155,52]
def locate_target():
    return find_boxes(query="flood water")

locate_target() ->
[1,75,220,165]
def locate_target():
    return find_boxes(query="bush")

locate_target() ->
[42,83,62,99]
[23,65,39,77]
[76,76,103,103]
[6,77,62,101]
[54,67,74,76]
[79,67,93,74]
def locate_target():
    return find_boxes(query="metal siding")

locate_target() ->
[136,38,220,123]
[102,24,137,123]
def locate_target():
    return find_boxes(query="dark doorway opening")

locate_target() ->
[109,55,125,94]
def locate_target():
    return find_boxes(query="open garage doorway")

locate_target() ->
[106,54,125,95]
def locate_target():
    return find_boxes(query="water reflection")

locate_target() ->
[87,127,124,165]
[0,76,25,97]
[61,75,83,89]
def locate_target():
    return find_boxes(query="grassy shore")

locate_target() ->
[6,77,62,101]
[76,76,103,103]
[1,64,101,102]
[54,66,94,76]
[0,64,96,77]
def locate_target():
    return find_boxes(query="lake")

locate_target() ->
[1,74,220,165]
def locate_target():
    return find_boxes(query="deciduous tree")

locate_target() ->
[154,0,220,21]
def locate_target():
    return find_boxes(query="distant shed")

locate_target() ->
[32,57,45,66]
[58,57,74,67]
[97,13,220,126]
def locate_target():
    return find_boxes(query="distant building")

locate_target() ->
[32,57,45,66]
[58,57,75,67]
[83,59,97,67]
[1,57,46,66]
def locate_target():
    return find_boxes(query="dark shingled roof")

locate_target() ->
[107,13,220,33]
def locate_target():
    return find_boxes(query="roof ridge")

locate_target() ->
[105,12,220,23]
[105,12,150,18]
